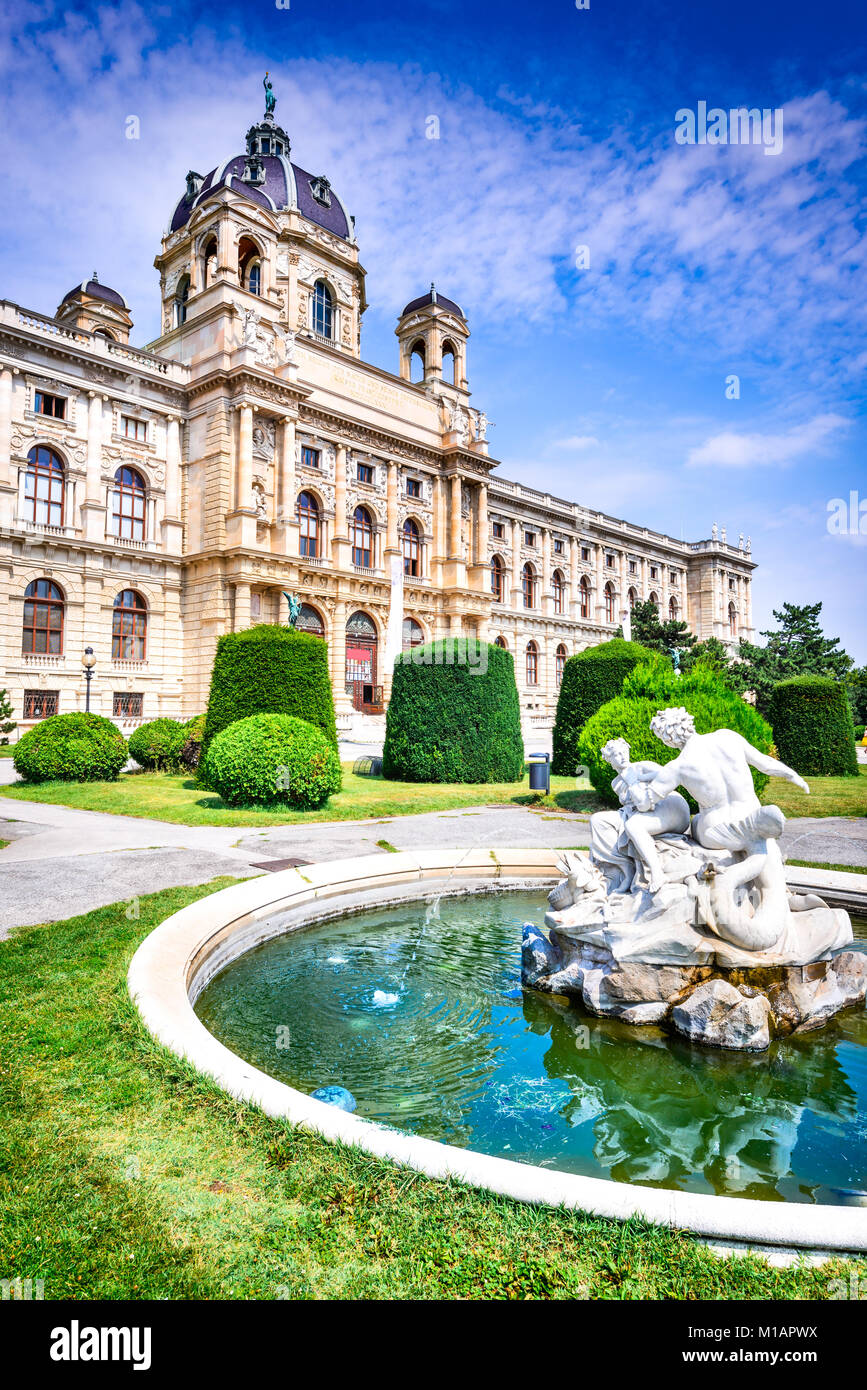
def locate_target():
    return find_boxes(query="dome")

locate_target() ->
[61,276,128,309]
[401,286,465,318]
[169,151,353,243]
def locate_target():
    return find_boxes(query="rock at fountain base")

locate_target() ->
[521,926,867,1051]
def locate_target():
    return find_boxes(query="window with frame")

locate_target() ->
[402,518,421,577]
[312,280,334,338]
[402,617,424,650]
[729,602,738,638]
[522,562,537,609]
[604,583,615,623]
[405,477,421,499]
[729,576,736,591]
[111,466,147,541]
[23,689,58,720]
[22,579,64,654]
[297,491,320,558]
[490,554,506,603]
[552,569,565,615]
[556,643,567,687]
[24,445,65,527]
[301,446,320,470]
[669,597,679,620]
[670,570,678,585]
[581,546,590,562]
[580,575,591,619]
[628,587,637,609]
[553,538,564,555]
[122,415,147,442]
[650,565,659,580]
[492,521,505,540]
[112,589,147,660]
[357,462,374,484]
[34,391,65,419]
[495,635,507,650]
[526,641,539,685]
[524,530,536,548]
[606,552,615,568]
[113,692,143,718]
[649,591,659,609]
[352,506,373,568]
[628,560,637,575]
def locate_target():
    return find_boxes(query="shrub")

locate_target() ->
[203,625,337,753]
[0,687,16,745]
[382,639,523,783]
[552,638,659,775]
[128,718,186,771]
[178,713,206,772]
[768,676,859,777]
[855,724,865,743]
[201,713,342,808]
[578,661,775,808]
[13,713,128,784]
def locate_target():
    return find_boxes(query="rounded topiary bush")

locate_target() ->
[382,638,523,783]
[128,718,186,771]
[201,713,342,808]
[578,661,775,807]
[768,676,858,777]
[552,638,659,775]
[13,712,128,784]
[203,625,337,754]
[178,713,206,772]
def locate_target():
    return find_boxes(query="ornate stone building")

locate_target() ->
[0,88,755,741]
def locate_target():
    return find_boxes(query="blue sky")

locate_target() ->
[1,0,865,659]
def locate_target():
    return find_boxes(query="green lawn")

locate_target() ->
[0,746,14,757]
[0,880,849,1301]
[789,859,867,875]
[0,765,601,827]
[764,766,867,818]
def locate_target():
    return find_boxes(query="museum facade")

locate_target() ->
[0,92,756,740]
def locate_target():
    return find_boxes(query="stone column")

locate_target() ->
[236,404,253,511]
[0,366,14,527]
[449,474,462,558]
[279,417,296,556]
[542,528,551,614]
[234,582,251,631]
[161,415,184,554]
[331,600,351,715]
[595,542,605,622]
[511,518,522,606]
[82,392,107,541]
[386,461,399,555]
[432,474,446,581]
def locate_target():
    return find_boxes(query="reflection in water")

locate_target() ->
[194,892,867,1204]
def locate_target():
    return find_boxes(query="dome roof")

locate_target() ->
[61,276,128,309]
[169,153,353,242]
[401,286,465,318]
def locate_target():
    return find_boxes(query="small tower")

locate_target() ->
[55,273,133,343]
[396,284,469,390]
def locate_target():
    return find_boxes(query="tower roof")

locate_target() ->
[61,274,128,310]
[401,285,465,318]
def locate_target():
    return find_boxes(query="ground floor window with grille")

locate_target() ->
[23,689,59,720]
[113,692,143,718]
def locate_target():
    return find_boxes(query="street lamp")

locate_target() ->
[83,647,96,712]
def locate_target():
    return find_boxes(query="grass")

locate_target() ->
[0,765,601,827]
[0,880,854,1301]
[789,859,867,875]
[0,746,15,758]
[763,766,867,818]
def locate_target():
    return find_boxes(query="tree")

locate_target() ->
[733,602,852,716]
[625,598,697,660]
[846,666,867,726]
[0,688,16,746]
[680,636,736,684]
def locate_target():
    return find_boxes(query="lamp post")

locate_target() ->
[83,647,96,713]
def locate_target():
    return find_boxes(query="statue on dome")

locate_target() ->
[264,72,276,116]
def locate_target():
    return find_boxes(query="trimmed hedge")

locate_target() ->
[855,724,866,743]
[203,625,337,752]
[13,713,128,784]
[768,675,859,777]
[552,638,659,775]
[382,638,523,783]
[201,713,342,809]
[178,713,206,772]
[129,718,186,771]
[578,661,775,808]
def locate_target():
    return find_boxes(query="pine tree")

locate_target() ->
[681,635,735,682]
[733,602,852,716]
[626,598,697,659]
[0,688,16,746]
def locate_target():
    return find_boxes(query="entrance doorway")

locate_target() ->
[346,610,381,712]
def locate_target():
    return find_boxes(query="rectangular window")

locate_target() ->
[34,391,65,419]
[492,521,505,540]
[629,560,637,575]
[301,447,320,470]
[357,463,374,484]
[23,689,59,719]
[524,530,536,548]
[729,577,736,590]
[606,553,615,568]
[113,692,143,718]
[405,477,421,498]
[581,546,590,562]
[122,416,147,441]
[670,570,678,585]
[650,565,659,580]
[553,538,564,555]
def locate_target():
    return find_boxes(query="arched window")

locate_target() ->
[112,589,147,661]
[552,569,565,615]
[22,579,64,655]
[556,642,567,687]
[202,235,218,287]
[409,339,425,384]
[402,616,424,650]
[649,591,659,609]
[729,602,737,638]
[403,518,420,576]
[490,554,506,603]
[526,640,539,685]
[312,280,333,338]
[175,274,190,327]
[494,635,508,650]
[111,466,147,541]
[296,602,325,637]
[522,562,537,609]
[580,574,591,620]
[238,238,262,296]
[92,327,115,341]
[628,586,637,609]
[351,506,373,568]
[24,446,65,527]
[669,596,679,621]
[297,491,320,558]
[441,340,456,385]
[604,582,615,623]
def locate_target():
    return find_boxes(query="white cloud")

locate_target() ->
[550,434,600,450]
[685,414,850,468]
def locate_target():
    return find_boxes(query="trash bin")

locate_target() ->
[528,753,551,793]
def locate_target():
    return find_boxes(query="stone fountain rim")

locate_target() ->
[127,847,867,1256]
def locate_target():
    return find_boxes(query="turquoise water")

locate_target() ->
[194,891,867,1204]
